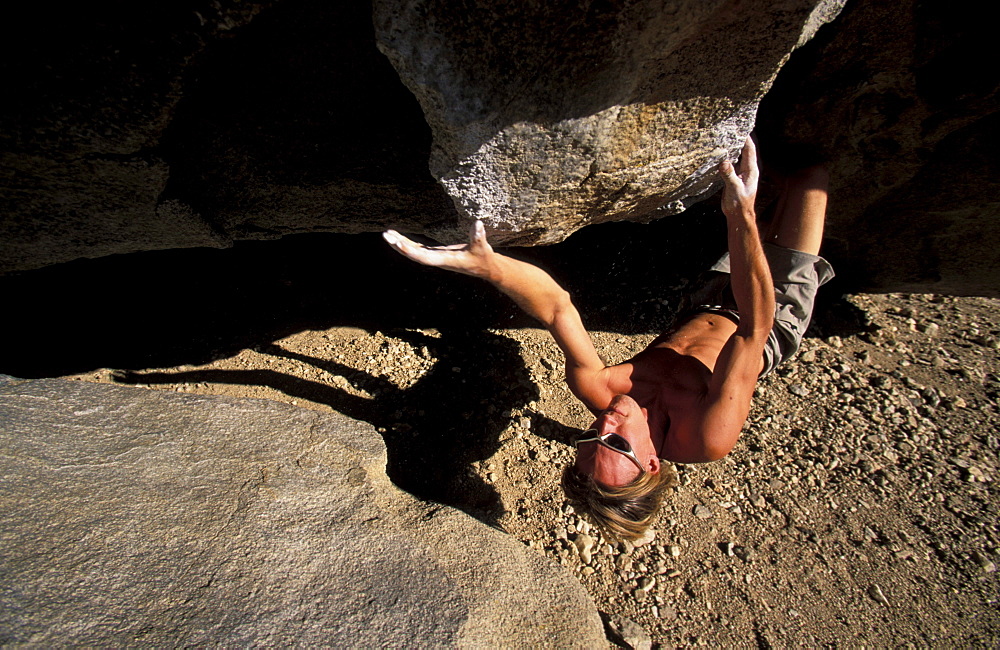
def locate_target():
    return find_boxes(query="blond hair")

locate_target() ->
[560,464,677,542]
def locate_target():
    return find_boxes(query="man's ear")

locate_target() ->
[647,456,661,474]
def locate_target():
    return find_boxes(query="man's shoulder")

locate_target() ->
[565,365,617,413]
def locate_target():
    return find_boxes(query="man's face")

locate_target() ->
[574,394,660,486]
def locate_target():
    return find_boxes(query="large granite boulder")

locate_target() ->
[0,376,605,646]
[3,0,998,294]
[1,0,841,272]
[373,0,845,244]
[0,0,453,274]
[0,1,269,273]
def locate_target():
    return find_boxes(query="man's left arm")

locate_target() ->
[382,221,615,410]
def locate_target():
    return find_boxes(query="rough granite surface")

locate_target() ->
[1,0,842,268]
[0,376,606,647]
[373,0,846,244]
[756,0,1000,296]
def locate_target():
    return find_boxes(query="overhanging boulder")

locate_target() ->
[4,0,997,294]
[373,0,846,244]
[1,0,843,271]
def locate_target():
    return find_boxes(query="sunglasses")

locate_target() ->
[575,429,646,475]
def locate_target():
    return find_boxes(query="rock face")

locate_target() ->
[757,0,1000,295]
[0,376,605,647]
[373,0,845,244]
[0,2,268,272]
[1,0,841,272]
[3,0,999,294]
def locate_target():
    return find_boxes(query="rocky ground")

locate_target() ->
[4,215,999,647]
[61,291,1000,647]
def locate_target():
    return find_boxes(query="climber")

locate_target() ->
[382,137,835,541]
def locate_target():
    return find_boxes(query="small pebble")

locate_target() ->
[574,533,596,564]
[868,584,889,606]
[918,321,940,336]
[973,552,997,573]
[693,505,714,519]
[633,528,656,547]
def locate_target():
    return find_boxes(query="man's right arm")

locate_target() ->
[718,137,775,340]
[383,222,614,410]
[669,138,775,462]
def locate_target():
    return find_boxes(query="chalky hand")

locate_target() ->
[383,220,496,280]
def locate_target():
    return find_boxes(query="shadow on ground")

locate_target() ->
[110,328,537,523]
[0,202,736,378]
[0,202,868,521]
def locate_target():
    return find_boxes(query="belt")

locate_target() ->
[693,304,740,325]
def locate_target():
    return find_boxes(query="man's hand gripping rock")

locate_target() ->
[383,220,497,281]
[719,137,760,220]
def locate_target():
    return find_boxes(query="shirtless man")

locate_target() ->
[382,138,834,540]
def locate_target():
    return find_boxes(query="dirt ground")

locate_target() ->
[4,215,999,647]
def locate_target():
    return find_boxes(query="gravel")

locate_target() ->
[64,291,1000,647]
